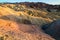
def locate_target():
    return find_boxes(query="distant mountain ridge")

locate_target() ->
[0,2,60,12]
[19,2,60,12]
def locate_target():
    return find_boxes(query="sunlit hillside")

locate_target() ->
[0,2,60,40]
[0,19,55,40]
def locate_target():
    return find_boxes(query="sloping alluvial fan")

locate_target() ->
[0,2,60,40]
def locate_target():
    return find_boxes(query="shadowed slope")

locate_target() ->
[42,20,60,40]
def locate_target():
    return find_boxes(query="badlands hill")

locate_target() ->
[0,19,55,40]
[0,2,60,40]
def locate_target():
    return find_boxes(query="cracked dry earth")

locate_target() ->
[0,19,55,40]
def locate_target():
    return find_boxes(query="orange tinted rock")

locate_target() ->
[0,19,55,40]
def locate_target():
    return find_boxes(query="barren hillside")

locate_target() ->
[0,19,55,40]
[0,2,60,40]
